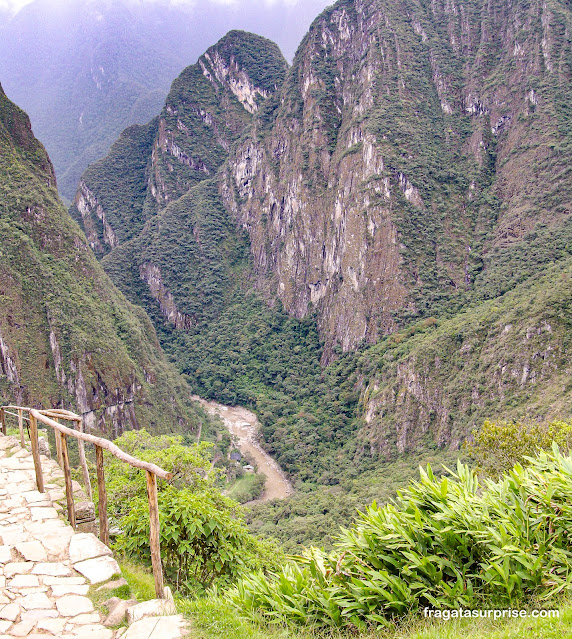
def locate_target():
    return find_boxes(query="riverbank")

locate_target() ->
[191,396,293,502]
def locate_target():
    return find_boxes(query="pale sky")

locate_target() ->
[0,0,309,13]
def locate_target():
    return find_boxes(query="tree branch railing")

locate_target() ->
[0,405,171,598]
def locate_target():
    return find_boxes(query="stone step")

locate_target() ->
[0,434,189,639]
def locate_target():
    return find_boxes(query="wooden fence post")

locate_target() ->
[95,445,109,546]
[60,432,76,529]
[54,418,63,468]
[77,418,92,501]
[0,407,5,435]
[29,413,44,493]
[17,409,25,447]
[146,470,164,599]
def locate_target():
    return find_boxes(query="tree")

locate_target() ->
[467,419,572,478]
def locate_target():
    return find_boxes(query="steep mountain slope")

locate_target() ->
[71,31,288,257]
[356,258,572,458]
[0,0,332,201]
[224,0,572,354]
[0,84,200,437]
[73,32,361,481]
[73,0,571,478]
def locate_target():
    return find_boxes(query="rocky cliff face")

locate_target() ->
[72,4,571,466]
[147,30,287,211]
[223,0,571,354]
[72,31,288,260]
[0,85,201,437]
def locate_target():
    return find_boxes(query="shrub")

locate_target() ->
[468,419,572,477]
[115,486,280,594]
[100,430,283,594]
[230,446,572,629]
[100,429,220,520]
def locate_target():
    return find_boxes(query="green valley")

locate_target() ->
[72,2,571,488]
[1,0,571,635]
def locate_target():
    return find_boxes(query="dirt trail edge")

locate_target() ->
[191,396,294,502]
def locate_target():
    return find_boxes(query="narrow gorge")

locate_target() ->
[70,0,571,483]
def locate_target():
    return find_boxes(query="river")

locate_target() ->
[191,396,294,502]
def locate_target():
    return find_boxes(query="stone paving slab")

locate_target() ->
[123,615,189,639]
[0,435,122,638]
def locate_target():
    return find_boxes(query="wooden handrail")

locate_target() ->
[30,411,173,480]
[3,409,30,421]
[0,404,170,598]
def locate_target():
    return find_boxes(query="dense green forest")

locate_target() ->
[74,1,571,493]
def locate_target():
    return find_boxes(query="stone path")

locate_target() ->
[0,434,190,638]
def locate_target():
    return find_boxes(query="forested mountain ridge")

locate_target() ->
[70,30,288,257]
[73,0,571,478]
[0,84,202,437]
[224,0,572,353]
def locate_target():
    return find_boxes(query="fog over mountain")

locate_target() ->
[1,0,572,628]
[0,0,331,199]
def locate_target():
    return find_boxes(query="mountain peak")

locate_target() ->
[200,30,288,112]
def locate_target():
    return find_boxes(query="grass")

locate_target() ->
[87,560,157,629]
[180,596,572,639]
[226,472,265,503]
[88,577,127,621]
[118,559,157,602]
[112,554,572,638]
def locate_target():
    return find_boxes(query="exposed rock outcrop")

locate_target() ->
[139,263,195,331]
[73,181,119,254]
[0,87,200,436]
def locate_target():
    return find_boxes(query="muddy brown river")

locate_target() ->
[191,396,293,502]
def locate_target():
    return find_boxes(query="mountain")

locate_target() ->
[0,83,201,437]
[72,0,571,480]
[71,30,288,255]
[0,0,332,201]
[224,0,572,353]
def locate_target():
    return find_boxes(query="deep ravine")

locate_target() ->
[191,396,293,502]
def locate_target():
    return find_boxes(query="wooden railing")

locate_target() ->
[0,405,171,598]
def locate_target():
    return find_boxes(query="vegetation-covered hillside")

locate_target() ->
[0,84,202,437]
[69,0,571,516]
[97,428,572,638]
[0,0,332,200]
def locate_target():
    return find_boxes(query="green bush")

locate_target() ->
[104,429,283,594]
[231,446,572,629]
[468,419,572,478]
[100,429,220,520]
[115,486,280,594]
